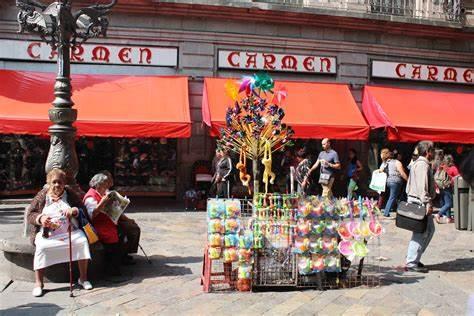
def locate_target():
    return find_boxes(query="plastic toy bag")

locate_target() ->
[208,219,224,234]
[208,247,222,259]
[298,256,312,275]
[225,218,240,234]
[311,254,325,272]
[224,234,240,248]
[223,247,238,263]
[324,255,341,272]
[207,199,225,219]
[238,264,252,279]
[239,231,254,249]
[238,248,252,263]
[293,237,310,254]
[296,219,311,237]
[208,233,223,247]
[225,199,241,218]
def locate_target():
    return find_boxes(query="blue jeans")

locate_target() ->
[406,214,435,267]
[438,188,453,218]
[384,181,402,216]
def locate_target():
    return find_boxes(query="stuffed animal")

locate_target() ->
[261,140,276,194]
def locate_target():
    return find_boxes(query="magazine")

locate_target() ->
[103,190,130,224]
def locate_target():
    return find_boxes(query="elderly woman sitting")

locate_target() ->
[83,173,122,276]
[27,168,92,297]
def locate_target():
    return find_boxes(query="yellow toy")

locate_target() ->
[236,147,251,194]
[261,140,276,194]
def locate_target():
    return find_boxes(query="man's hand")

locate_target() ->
[216,175,222,182]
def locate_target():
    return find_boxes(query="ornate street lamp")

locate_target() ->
[16,0,117,190]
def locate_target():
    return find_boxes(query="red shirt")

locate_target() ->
[83,188,119,244]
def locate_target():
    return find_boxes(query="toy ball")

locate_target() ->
[209,233,223,247]
[208,247,222,259]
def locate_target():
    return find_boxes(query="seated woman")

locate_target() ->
[83,173,122,276]
[27,168,92,297]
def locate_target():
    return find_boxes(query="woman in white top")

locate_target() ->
[26,168,92,297]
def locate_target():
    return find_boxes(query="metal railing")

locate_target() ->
[257,0,464,22]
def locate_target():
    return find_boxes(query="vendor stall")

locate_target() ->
[201,73,383,292]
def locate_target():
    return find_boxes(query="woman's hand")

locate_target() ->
[40,216,52,228]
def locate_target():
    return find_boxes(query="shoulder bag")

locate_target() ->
[396,201,427,233]
[77,208,99,244]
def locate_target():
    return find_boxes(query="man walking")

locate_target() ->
[405,141,436,273]
[303,138,341,199]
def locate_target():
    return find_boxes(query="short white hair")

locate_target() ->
[89,173,109,188]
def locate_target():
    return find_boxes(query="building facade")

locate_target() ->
[0,0,473,197]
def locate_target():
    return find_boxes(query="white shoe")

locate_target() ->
[32,286,43,297]
[78,278,93,290]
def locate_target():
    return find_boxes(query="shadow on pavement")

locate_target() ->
[0,303,63,315]
[93,255,201,287]
[362,264,426,286]
[426,257,474,272]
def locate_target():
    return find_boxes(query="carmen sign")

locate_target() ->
[372,60,473,85]
[0,39,178,67]
[218,50,337,74]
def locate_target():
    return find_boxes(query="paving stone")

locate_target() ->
[341,304,372,315]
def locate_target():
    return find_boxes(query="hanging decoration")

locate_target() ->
[236,146,251,192]
[217,72,294,193]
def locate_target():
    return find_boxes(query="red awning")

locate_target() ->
[202,78,369,140]
[0,70,191,138]
[362,86,474,143]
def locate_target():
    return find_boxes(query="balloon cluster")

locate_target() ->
[217,72,294,160]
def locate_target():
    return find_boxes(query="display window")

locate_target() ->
[0,135,178,197]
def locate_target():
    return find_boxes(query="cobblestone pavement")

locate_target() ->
[0,204,473,316]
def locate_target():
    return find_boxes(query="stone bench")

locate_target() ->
[0,207,105,283]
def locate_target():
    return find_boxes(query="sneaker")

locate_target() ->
[434,214,441,224]
[405,265,428,273]
[32,286,43,297]
[417,262,425,268]
[78,278,93,290]
[121,255,136,266]
[447,217,455,224]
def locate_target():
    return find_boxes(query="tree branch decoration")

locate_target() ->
[217,72,294,193]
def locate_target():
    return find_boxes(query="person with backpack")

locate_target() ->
[434,154,459,224]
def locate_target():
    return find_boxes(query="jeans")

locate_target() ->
[438,188,453,218]
[384,181,402,216]
[406,215,435,267]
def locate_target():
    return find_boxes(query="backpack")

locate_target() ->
[434,168,451,189]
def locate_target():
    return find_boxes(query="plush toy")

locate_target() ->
[261,140,276,194]
[236,147,251,192]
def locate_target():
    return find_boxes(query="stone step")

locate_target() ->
[0,198,32,205]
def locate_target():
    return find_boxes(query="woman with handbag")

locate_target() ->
[26,168,92,297]
[404,141,436,273]
[382,151,408,218]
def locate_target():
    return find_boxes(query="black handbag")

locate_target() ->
[396,201,427,233]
